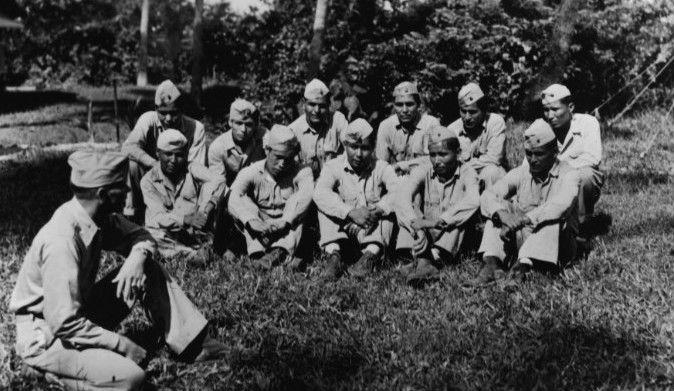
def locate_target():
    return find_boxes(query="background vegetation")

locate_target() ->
[3,0,674,122]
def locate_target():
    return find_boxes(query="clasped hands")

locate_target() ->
[247,218,291,246]
[409,218,449,256]
[346,205,385,236]
[495,209,531,241]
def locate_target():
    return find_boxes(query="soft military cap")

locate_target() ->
[428,124,459,146]
[264,124,299,151]
[342,118,374,145]
[524,119,556,149]
[541,84,571,105]
[229,98,257,121]
[393,81,419,98]
[155,80,181,106]
[157,129,188,152]
[458,82,485,106]
[68,150,128,188]
[304,79,330,101]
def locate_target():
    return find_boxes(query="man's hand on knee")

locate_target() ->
[117,335,147,365]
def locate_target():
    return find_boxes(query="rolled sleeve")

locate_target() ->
[281,167,315,226]
[480,168,521,218]
[122,112,158,168]
[395,165,426,229]
[375,164,401,215]
[188,121,207,166]
[526,169,580,227]
[228,167,261,224]
[313,164,352,220]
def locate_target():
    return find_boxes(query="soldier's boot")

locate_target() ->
[462,256,501,288]
[508,257,533,281]
[349,250,379,279]
[321,252,345,281]
[251,247,287,270]
[406,257,441,285]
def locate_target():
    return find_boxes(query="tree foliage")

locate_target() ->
[4,0,674,120]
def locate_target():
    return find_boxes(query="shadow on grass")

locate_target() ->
[0,90,78,114]
[487,321,658,390]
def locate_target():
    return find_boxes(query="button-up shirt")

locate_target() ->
[289,111,348,174]
[207,129,266,186]
[375,113,441,171]
[557,113,602,168]
[141,165,226,232]
[122,111,207,167]
[9,199,156,353]
[397,162,480,229]
[448,113,506,171]
[228,160,314,226]
[481,160,580,230]
[313,154,399,220]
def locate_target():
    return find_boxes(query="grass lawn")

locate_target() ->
[0,108,672,390]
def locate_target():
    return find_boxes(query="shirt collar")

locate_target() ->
[302,114,334,135]
[66,197,99,246]
[431,162,461,185]
[458,115,488,137]
[532,160,561,183]
[152,165,185,193]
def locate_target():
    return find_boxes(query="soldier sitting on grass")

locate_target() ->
[10,151,232,391]
[466,119,581,286]
[140,129,226,266]
[122,80,207,224]
[396,125,481,285]
[227,124,315,271]
[314,119,400,280]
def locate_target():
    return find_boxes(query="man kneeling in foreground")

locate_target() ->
[9,151,230,391]
[228,124,314,270]
[468,119,580,286]
[141,129,226,263]
[396,125,480,285]
[314,119,399,280]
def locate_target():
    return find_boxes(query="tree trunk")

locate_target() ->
[522,0,582,118]
[308,0,329,79]
[137,0,150,87]
[163,2,181,82]
[191,0,204,107]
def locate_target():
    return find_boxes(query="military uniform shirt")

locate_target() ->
[9,199,156,353]
[289,111,348,168]
[481,160,580,229]
[228,160,314,226]
[208,129,266,186]
[313,154,399,220]
[397,162,480,229]
[447,113,506,171]
[375,113,440,169]
[122,111,207,167]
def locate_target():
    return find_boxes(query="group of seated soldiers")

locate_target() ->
[119,77,603,286]
[9,76,603,390]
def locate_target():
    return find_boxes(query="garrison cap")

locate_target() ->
[263,124,299,151]
[428,124,459,146]
[154,80,181,107]
[342,118,374,144]
[304,79,330,101]
[68,150,128,188]
[524,119,557,149]
[157,129,188,152]
[458,82,485,106]
[541,84,571,105]
[229,98,257,121]
[393,81,419,98]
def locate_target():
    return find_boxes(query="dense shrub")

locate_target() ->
[4,0,673,120]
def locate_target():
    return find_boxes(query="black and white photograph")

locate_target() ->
[0,0,672,389]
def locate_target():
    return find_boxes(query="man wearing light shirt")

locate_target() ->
[376,81,441,176]
[468,120,581,286]
[122,80,207,223]
[447,82,507,190]
[10,151,231,391]
[541,83,604,232]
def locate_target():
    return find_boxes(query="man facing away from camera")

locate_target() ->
[9,151,231,391]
